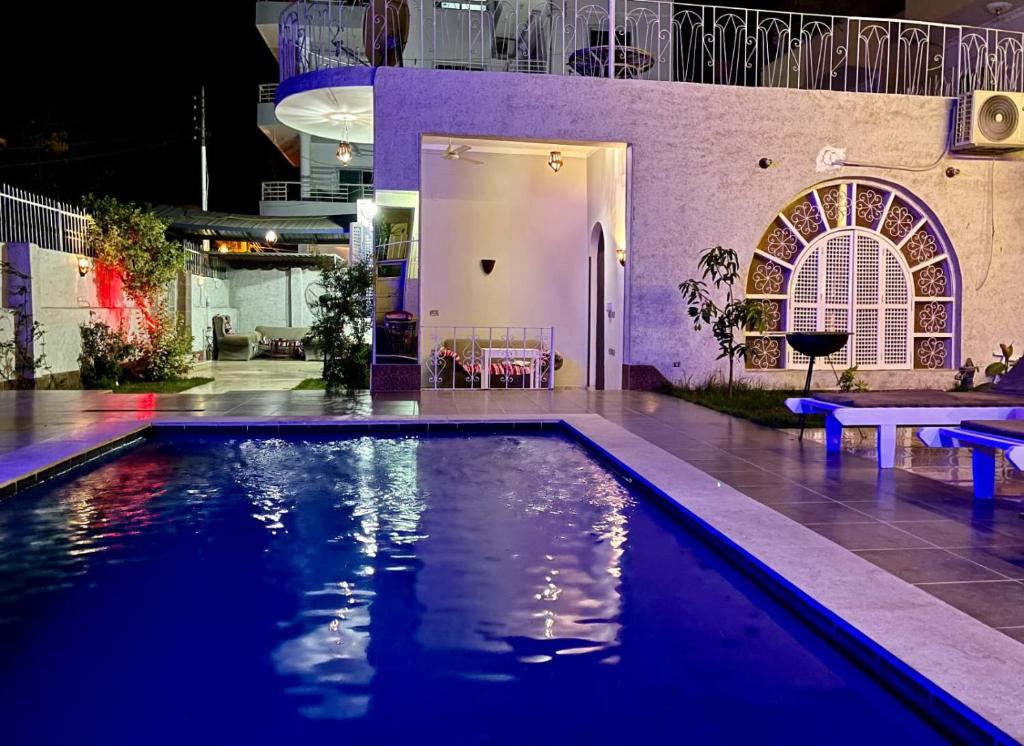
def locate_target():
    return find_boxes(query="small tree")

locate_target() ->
[310,258,375,395]
[678,246,764,397]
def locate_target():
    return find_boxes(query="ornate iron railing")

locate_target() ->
[279,0,1024,97]
[0,183,92,255]
[422,325,556,390]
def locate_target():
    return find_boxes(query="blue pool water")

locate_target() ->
[0,432,954,744]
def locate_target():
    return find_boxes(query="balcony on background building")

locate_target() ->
[260,171,375,218]
[277,0,1024,98]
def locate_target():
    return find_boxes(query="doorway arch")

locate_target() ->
[591,223,606,389]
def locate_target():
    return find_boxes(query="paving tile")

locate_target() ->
[919,581,1024,628]
[949,547,1024,580]
[803,521,930,551]
[889,519,1024,549]
[769,501,878,524]
[854,548,1007,584]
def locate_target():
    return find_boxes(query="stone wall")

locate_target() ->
[372,68,1024,390]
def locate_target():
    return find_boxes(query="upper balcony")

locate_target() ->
[276,0,1024,98]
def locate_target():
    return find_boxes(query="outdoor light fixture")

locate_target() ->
[946,166,961,178]
[758,157,774,169]
[336,141,353,164]
[548,151,563,173]
[218,245,229,254]
[77,256,91,277]
[616,247,626,267]
[480,259,496,275]
[265,229,278,245]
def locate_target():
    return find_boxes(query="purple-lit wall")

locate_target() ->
[371,67,1024,389]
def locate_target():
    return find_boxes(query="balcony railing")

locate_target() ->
[280,0,1024,97]
[258,82,279,103]
[262,180,375,202]
[423,326,556,390]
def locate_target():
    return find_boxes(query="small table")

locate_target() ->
[259,338,304,359]
[480,347,542,390]
[568,45,654,79]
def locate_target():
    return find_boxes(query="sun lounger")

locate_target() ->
[918,419,1024,499]
[786,370,1024,468]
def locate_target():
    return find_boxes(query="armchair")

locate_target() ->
[212,315,257,361]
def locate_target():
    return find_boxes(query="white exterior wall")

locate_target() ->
[419,150,590,386]
[225,267,322,332]
[373,68,1024,389]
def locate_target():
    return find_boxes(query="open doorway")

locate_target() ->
[593,224,606,390]
[419,135,627,390]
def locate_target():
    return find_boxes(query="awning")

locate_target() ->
[155,206,350,244]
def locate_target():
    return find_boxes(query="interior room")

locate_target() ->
[418,135,627,389]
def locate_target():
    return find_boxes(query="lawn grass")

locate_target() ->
[111,378,213,394]
[661,380,824,429]
[293,378,326,390]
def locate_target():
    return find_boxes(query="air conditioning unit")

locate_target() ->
[954,90,1024,152]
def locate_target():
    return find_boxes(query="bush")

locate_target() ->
[310,258,374,395]
[79,320,135,389]
[79,315,193,388]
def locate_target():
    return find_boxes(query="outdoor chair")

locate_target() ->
[212,315,257,361]
[918,419,1024,499]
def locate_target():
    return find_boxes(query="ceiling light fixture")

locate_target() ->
[987,1,1013,16]
[336,141,353,164]
[548,151,563,173]
[336,121,354,164]
[265,229,278,245]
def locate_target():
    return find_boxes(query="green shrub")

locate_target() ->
[79,319,135,389]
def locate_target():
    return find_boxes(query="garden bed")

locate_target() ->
[661,382,824,429]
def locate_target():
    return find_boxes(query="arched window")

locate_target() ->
[746,179,958,372]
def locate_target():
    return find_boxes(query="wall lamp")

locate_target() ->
[945,166,961,178]
[77,256,91,277]
[548,151,564,173]
[616,247,626,267]
[265,229,279,246]
[758,157,774,169]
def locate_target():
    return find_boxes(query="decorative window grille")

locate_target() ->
[788,230,911,369]
[746,179,958,371]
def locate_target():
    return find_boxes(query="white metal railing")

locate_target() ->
[280,0,1024,97]
[0,183,92,255]
[422,326,556,390]
[258,82,279,103]
[261,180,375,202]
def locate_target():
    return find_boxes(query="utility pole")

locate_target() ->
[193,86,210,251]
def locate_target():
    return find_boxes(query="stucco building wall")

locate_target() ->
[372,68,1024,389]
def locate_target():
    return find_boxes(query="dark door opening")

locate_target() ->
[594,226,605,390]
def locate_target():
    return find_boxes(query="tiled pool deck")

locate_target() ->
[2,388,1024,740]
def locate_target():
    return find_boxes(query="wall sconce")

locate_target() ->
[77,256,91,277]
[480,259,496,275]
[548,151,563,173]
[616,247,626,267]
[265,229,278,246]
[758,157,774,169]
[945,166,961,178]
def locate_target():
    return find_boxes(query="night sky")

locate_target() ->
[0,1,291,214]
[0,0,903,214]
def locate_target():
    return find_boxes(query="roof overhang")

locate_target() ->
[156,207,350,245]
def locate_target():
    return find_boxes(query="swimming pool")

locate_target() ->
[0,431,957,744]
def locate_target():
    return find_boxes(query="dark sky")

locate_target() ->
[0,1,904,213]
[0,1,292,214]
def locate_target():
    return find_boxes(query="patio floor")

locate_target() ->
[1,388,1022,645]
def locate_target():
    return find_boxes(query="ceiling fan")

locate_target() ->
[433,139,483,165]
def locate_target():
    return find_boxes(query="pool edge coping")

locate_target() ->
[0,412,1021,744]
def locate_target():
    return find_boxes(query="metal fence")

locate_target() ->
[422,326,556,390]
[258,82,279,103]
[279,0,1024,97]
[185,244,227,280]
[0,183,92,255]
